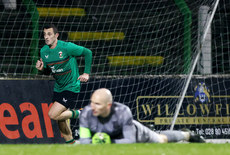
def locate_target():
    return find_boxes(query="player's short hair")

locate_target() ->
[43,24,58,34]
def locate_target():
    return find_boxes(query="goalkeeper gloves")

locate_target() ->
[92,132,111,144]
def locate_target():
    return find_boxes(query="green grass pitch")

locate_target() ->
[0,143,229,155]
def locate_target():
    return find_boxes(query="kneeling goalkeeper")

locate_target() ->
[79,88,205,144]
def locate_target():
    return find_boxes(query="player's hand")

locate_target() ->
[78,73,89,82]
[36,58,44,71]
[92,132,111,144]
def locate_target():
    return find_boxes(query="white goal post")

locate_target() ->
[170,0,221,130]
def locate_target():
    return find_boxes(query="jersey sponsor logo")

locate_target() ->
[50,66,55,73]
[59,51,63,58]
[56,69,63,72]
[50,66,63,73]
[45,55,49,59]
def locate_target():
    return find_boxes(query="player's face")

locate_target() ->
[43,28,58,48]
[90,95,111,117]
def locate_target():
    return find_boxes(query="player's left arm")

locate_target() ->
[77,47,92,82]
[67,42,92,82]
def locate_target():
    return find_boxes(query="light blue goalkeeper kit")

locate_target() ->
[40,40,92,93]
[79,102,165,144]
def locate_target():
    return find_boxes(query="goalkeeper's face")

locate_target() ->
[90,94,112,117]
[43,28,59,48]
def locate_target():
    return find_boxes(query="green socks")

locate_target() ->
[70,109,80,119]
[65,139,75,144]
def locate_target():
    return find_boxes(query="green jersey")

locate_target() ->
[40,40,92,93]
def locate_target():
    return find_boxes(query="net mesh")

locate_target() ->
[0,0,230,139]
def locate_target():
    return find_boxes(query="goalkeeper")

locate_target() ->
[36,24,92,144]
[79,88,205,144]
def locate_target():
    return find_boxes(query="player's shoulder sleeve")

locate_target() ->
[40,45,47,55]
[65,41,85,56]
[114,102,133,121]
[113,102,134,127]
[122,105,133,125]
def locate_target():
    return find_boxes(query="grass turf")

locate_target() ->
[0,143,229,155]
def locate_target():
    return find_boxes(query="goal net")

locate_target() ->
[0,0,229,140]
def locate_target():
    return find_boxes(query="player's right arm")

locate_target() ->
[36,57,51,75]
[36,58,44,71]
[79,127,92,144]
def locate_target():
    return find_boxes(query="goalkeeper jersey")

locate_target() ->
[40,40,92,93]
[80,102,161,144]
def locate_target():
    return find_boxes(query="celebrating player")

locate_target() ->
[79,88,205,144]
[36,24,92,144]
